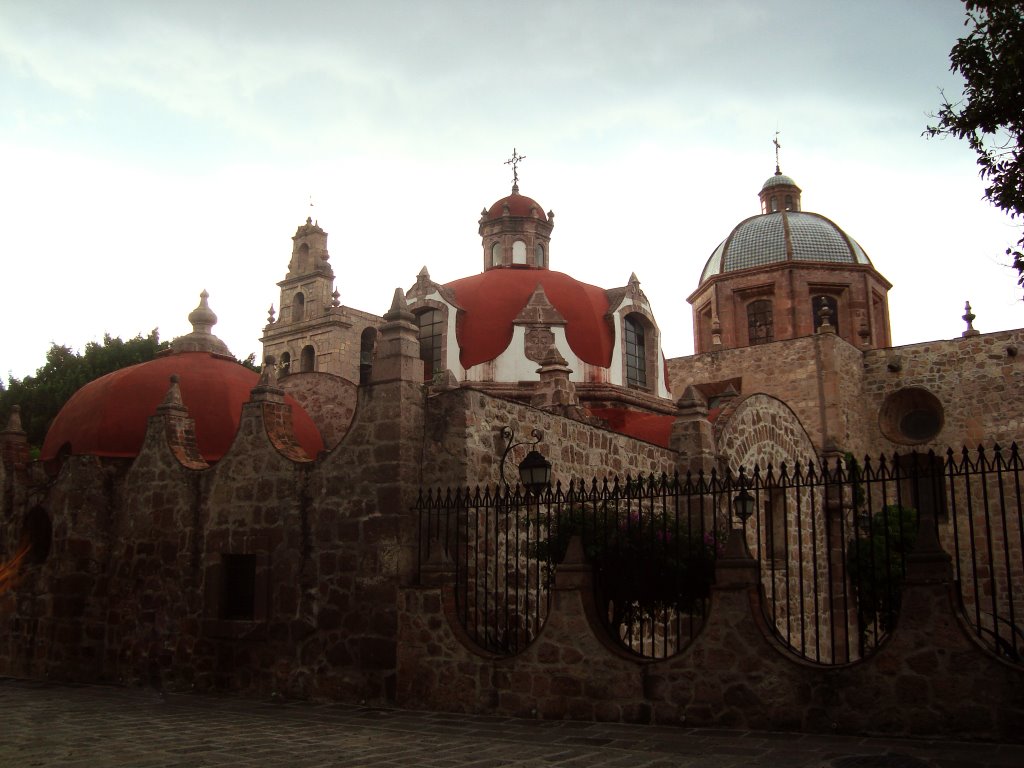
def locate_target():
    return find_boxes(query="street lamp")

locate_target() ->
[733,470,756,525]
[500,426,552,494]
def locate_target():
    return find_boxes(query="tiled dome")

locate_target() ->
[700,211,871,284]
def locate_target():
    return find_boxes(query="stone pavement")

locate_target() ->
[2,678,1022,767]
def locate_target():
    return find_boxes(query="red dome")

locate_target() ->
[445,270,613,369]
[486,192,548,222]
[40,352,324,463]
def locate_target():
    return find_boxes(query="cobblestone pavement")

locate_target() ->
[2,678,1022,768]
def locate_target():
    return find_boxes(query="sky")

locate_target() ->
[1,0,1021,382]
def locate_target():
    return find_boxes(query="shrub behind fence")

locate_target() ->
[415,444,1023,666]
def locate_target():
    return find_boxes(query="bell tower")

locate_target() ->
[261,217,383,381]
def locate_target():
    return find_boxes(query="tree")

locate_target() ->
[2,333,263,450]
[927,1,1024,291]
[1,331,168,448]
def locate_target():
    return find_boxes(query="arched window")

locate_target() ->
[280,352,291,375]
[512,240,527,265]
[416,309,444,380]
[624,314,647,389]
[813,296,840,334]
[300,345,315,373]
[784,194,794,211]
[297,242,311,272]
[747,300,773,345]
[535,244,545,268]
[292,292,305,322]
[359,327,377,384]
[491,242,502,267]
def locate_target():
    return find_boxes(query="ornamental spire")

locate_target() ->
[773,130,782,175]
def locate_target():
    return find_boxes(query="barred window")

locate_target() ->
[747,300,773,345]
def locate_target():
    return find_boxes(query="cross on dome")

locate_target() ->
[505,148,526,193]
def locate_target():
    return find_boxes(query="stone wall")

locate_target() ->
[421,388,679,491]
[669,334,852,454]
[397,534,1024,741]
[861,329,1024,454]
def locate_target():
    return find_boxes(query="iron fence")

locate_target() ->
[415,444,1023,666]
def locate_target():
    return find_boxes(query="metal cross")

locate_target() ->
[505,148,526,189]
[773,131,782,174]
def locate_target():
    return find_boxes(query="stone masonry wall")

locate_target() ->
[397,537,1024,741]
[422,388,679,491]
[668,334,861,454]
[861,329,1024,454]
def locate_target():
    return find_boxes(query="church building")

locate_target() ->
[0,153,1021,739]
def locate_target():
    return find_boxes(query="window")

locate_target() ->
[491,242,502,267]
[535,244,545,268]
[222,554,256,620]
[359,327,376,384]
[784,195,794,211]
[280,352,291,375]
[300,344,315,372]
[813,296,839,334]
[296,242,310,272]
[747,300,773,345]
[512,240,527,265]
[416,309,444,380]
[624,315,647,389]
[292,292,305,322]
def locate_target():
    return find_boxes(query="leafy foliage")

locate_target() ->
[847,504,918,639]
[1,331,168,448]
[927,1,1024,291]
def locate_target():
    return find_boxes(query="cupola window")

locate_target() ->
[416,309,444,380]
[300,344,316,373]
[491,242,502,267]
[292,292,305,322]
[280,352,291,375]
[813,296,840,334]
[535,244,545,268]
[747,300,774,345]
[512,240,527,265]
[624,315,648,389]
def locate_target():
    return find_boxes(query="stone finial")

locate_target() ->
[3,405,25,435]
[331,289,341,308]
[188,290,217,335]
[384,287,415,323]
[711,318,723,349]
[962,301,980,337]
[815,296,835,334]
[515,284,566,327]
[260,355,276,387]
[168,291,232,356]
[267,304,276,324]
[717,383,739,405]
[676,385,707,412]
[157,375,188,415]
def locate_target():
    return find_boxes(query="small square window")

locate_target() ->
[222,554,256,620]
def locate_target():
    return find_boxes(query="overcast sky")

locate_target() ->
[2,0,1021,382]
